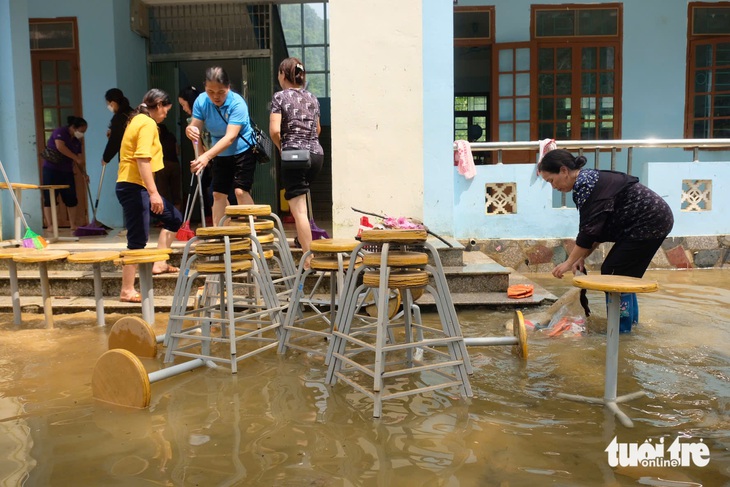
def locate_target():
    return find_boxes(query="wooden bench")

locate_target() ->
[557,274,658,428]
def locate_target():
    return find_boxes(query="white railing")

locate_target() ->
[456,138,730,175]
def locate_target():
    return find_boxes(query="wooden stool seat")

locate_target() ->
[225,204,272,217]
[13,249,69,263]
[121,248,174,257]
[310,256,362,271]
[362,251,428,267]
[115,253,169,266]
[108,316,158,358]
[557,274,659,428]
[360,229,427,243]
[310,238,359,253]
[252,220,275,231]
[362,269,430,289]
[0,247,35,259]
[254,233,275,245]
[572,274,658,294]
[194,239,251,255]
[92,349,151,409]
[232,249,275,261]
[196,225,250,238]
[0,182,39,190]
[67,250,120,264]
[196,259,252,274]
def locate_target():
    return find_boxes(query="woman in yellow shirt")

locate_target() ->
[116,89,182,303]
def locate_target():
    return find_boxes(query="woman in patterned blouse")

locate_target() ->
[538,149,674,332]
[269,57,324,269]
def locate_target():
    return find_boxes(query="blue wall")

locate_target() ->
[27,0,147,228]
[423,0,456,235]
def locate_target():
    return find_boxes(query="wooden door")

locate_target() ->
[30,18,87,229]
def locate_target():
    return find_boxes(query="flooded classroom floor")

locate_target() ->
[0,269,728,486]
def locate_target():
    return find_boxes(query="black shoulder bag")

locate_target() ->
[214,106,272,164]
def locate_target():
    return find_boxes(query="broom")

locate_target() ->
[74,167,108,236]
[0,159,47,249]
[176,141,203,241]
[176,172,197,241]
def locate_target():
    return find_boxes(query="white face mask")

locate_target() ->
[107,104,115,113]
[74,131,85,139]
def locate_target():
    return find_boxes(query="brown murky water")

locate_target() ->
[1,269,728,486]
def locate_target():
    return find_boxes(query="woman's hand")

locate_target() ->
[186,125,200,142]
[552,260,574,279]
[149,191,164,214]
[572,258,586,275]
[190,153,210,176]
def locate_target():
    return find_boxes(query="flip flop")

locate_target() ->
[152,265,180,275]
[120,292,142,303]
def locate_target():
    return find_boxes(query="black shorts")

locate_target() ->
[210,149,257,194]
[282,152,324,200]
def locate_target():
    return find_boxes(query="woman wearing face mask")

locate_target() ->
[185,66,257,226]
[41,115,88,231]
[102,88,133,166]
[116,89,183,303]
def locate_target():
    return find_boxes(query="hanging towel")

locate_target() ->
[454,140,477,180]
[537,138,557,173]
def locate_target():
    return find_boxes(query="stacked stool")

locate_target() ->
[278,238,361,357]
[164,225,286,373]
[326,229,473,417]
[223,204,298,290]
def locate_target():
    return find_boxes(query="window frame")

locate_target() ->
[530,3,623,141]
[684,1,730,139]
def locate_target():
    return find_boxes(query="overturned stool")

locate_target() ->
[557,274,658,428]
[91,348,214,409]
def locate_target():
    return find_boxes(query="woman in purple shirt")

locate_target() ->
[41,115,87,230]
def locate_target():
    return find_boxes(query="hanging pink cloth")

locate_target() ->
[454,140,476,180]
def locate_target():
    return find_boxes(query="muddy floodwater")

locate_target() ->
[0,269,728,486]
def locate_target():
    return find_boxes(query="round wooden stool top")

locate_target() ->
[115,253,169,266]
[252,220,275,232]
[232,249,275,261]
[362,251,428,267]
[572,274,658,294]
[108,316,157,358]
[121,248,174,257]
[310,238,359,253]
[253,233,275,245]
[0,247,36,259]
[225,204,272,217]
[39,184,70,190]
[196,225,250,238]
[363,270,430,289]
[13,249,69,263]
[194,239,251,255]
[92,349,151,409]
[360,229,427,244]
[68,250,120,264]
[0,182,39,190]
[196,259,252,274]
[310,256,362,271]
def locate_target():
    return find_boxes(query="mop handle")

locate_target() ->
[193,141,206,227]
[93,163,106,219]
[181,172,197,223]
[0,159,32,230]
